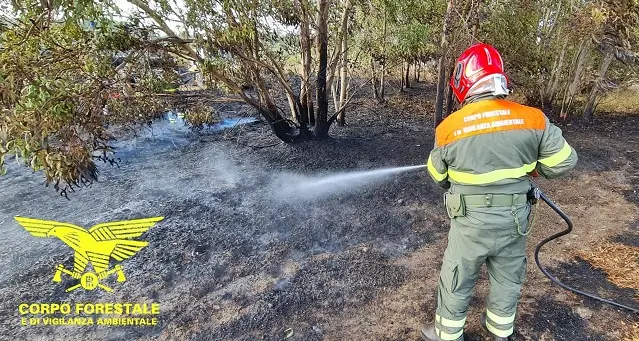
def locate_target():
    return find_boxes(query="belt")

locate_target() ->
[462,193,528,207]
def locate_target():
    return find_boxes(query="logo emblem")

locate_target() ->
[15,216,164,293]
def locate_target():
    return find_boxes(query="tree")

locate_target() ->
[315,0,331,136]
[125,0,369,141]
[296,0,315,127]
[434,0,454,128]
[582,51,614,121]
[581,0,639,121]
[335,0,353,126]
[0,1,180,197]
[353,0,439,103]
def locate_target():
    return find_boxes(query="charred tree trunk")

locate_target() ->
[298,89,309,128]
[254,78,293,140]
[582,52,614,122]
[400,63,405,92]
[444,69,454,117]
[337,0,350,126]
[380,60,386,101]
[470,0,483,40]
[308,96,316,126]
[300,90,310,126]
[298,0,313,127]
[405,61,411,89]
[332,81,339,114]
[434,0,455,128]
[337,33,348,126]
[379,9,387,102]
[371,58,379,99]
[258,107,298,143]
[445,81,455,116]
[314,0,330,137]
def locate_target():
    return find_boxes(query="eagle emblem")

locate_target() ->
[15,216,164,293]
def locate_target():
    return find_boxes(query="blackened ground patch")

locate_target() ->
[524,295,607,341]
[193,248,409,341]
[549,257,639,312]
[612,223,639,247]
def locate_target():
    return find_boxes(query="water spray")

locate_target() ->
[304,165,425,188]
[274,165,425,201]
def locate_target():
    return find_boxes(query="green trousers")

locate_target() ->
[432,201,530,341]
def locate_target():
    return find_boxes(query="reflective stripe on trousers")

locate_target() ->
[434,314,465,340]
[485,309,515,337]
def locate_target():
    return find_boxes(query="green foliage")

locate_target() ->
[0,4,176,197]
[182,104,219,130]
[352,0,440,70]
[395,23,437,60]
[470,0,639,115]
[475,0,545,103]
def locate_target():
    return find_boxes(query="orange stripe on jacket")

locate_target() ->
[436,99,546,147]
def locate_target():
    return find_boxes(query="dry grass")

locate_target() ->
[623,322,639,341]
[575,242,639,293]
[617,320,639,341]
[597,88,639,114]
[575,242,639,341]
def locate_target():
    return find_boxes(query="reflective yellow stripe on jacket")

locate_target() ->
[538,141,572,167]
[427,155,447,181]
[448,162,537,185]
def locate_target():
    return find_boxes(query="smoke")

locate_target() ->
[209,152,243,187]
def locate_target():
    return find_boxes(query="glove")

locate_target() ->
[528,169,540,177]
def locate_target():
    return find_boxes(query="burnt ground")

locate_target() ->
[0,83,637,341]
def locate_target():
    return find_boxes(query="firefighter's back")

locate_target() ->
[434,98,570,196]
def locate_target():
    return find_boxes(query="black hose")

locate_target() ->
[534,190,639,313]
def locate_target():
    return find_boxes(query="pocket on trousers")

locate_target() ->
[506,203,530,237]
[441,258,459,293]
[516,258,527,284]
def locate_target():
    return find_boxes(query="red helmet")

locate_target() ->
[450,43,509,103]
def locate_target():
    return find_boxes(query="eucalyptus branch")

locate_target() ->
[260,45,299,98]
[12,12,46,47]
[126,0,203,63]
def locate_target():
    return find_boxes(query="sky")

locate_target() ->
[113,0,184,33]
[0,1,183,33]
[0,0,294,38]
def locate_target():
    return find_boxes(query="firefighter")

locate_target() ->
[420,43,578,341]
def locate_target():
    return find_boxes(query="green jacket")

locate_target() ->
[427,99,578,195]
